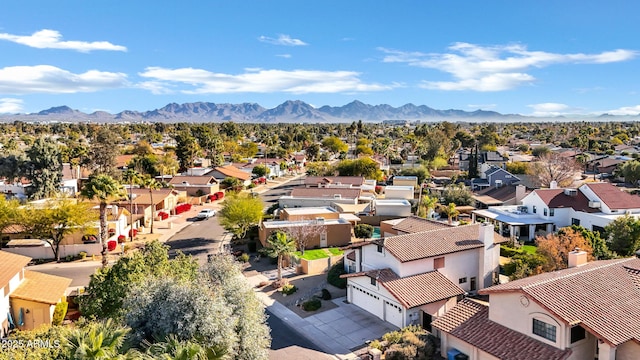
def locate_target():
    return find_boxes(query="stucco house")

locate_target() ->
[206,165,252,187]
[1,251,71,335]
[472,182,640,241]
[278,188,372,209]
[341,223,507,330]
[259,217,353,250]
[471,164,521,191]
[433,252,640,360]
[304,176,365,189]
[168,176,219,197]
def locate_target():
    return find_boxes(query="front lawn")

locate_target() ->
[521,245,537,254]
[295,248,344,260]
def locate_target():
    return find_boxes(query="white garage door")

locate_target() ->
[384,300,403,328]
[351,285,382,319]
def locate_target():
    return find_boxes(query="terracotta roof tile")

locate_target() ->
[584,182,640,210]
[533,188,598,213]
[480,258,640,346]
[0,251,31,287]
[391,216,452,234]
[213,165,251,181]
[384,224,485,262]
[304,176,364,186]
[432,299,572,360]
[168,176,218,186]
[10,270,71,305]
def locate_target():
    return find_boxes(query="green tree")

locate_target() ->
[441,183,473,206]
[0,195,21,244]
[321,136,348,153]
[221,176,243,192]
[79,240,199,321]
[145,335,226,360]
[85,127,120,176]
[141,176,162,234]
[252,164,269,178]
[218,193,264,239]
[175,131,201,171]
[398,166,430,185]
[80,174,127,267]
[618,160,640,185]
[604,215,640,256]
[439,203,459,224]
[261,231,297,283]
[417,195,438,219]
[23,199,98,262]
[567,225,613,260]
[25,137,63,199]
[354,224,374,238]
[335,157,383,180]
[64,319,132,360]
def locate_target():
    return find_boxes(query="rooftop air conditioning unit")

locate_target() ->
[564,189,577,196]
[588,201,601,208]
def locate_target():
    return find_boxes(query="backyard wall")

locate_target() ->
[4,243,102,260]
[300,254,343,275]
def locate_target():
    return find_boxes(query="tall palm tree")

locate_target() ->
[142,175,162,234]
[122,169,142,240]
[261,231,297,284]
[441,202,460,225]
[64,319,131,360]
[81,174,126,268]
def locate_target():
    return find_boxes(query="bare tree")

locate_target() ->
[528,153,580,188]
[284,220,328,254]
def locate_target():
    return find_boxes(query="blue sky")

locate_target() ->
[1,1,639,117]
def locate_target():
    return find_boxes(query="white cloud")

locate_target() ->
[0,65,128,94]
[0,98,23,113]
[0,29,126,52]
[258,34,308,46]
[276,54,292,58]
[380,43,637,92]
[138,67,395,94]
[605,105,640,116]
[467,103,497,110]
[527,102,575,116]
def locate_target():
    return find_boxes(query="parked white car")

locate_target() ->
[196,209,216,219]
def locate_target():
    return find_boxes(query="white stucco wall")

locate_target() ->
[617,340,640,360]
[347,276,404,328]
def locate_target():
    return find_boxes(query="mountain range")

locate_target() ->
[0,100,635,123]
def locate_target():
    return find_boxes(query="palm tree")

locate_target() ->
[441,202,460,225]
[122,169,142,240]
[261,231,297,284]
[145,335,226,360]
[81,174,126,268]
[64,319,131,360]
[142,175,162,234]
[418,195,438,219]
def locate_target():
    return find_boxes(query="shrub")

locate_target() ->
[282,284,297,295]
[382,330,403,345]
[52,301,68,325]
[117,235,126,243]
[369,339,384,351]
[327,260,347,289]
[354,224,374,238]
[79,251,87,259]
[238,253,250,263]
[302,298,322,311]
[500,245,524,257]
[321,288,332,300]
[384,344,417,360]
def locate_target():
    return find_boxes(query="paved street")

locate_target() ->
[165,215,230,263]
[29,260,103,287]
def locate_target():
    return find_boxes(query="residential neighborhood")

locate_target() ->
[1,121,640,360]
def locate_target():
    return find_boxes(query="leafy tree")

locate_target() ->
[218,193,264,239]
[604,215,640,256]
[505,161,529,174]
[284,221,327,255]
[305,161,334,176]
[0,194,20,241]
[141,176,162,234]
[158,152,180,179]
[0,154,25,184]
[355,144,374,156]
[441,183,473,206]
[618,160,640,185]
[305,143,320,161]
[22,199,98,262]
[502,253,546,280]
[417,195,438,219]
[536,228,593,272]
[85,127,120,176]
[567,225,613,260]
[439,203,459,224]
[80,174,127,268]
[335,157,383,180]
[79,240,199,321]
[25,137,63,199]
[354,224,374,238]
[398,166,430,185]
[221,176,243,192]
[261,231,297,283]
[252,164,269,178]
[202,255,271,360]
[531,146,551,157]
[174,131,201,171]
[528,152,579,188]
[321,136,348,153]
[0,323,68,360]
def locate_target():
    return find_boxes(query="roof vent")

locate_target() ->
[588,201,601,208]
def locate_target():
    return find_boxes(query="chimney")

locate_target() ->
[515,184,526,203]
[568,248,588,268]
[549,181,558,189]
[478,222,495,246]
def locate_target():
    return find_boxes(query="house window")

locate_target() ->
[570,326,586,343]
[532,206,537,214]
[592,225,605,235]
[376,244,383,253]
[370,277,377,286]
[571,218,580,226]
[458,277,467,284]
[549,208,555,216]
[470,277,477,291]
[532,319,556,342]
[544,208,548,216]
[434,257,445,269]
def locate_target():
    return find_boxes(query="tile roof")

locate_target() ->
[290,188,362,199]
[213,165,251,181]
[342,268,464,308]
[0,251,31,287]
[583,182,640,210]
[168,175,218,186]
[391,216,453,234]
[432,299,572,360]
[304,176,365,186]
[346,250,356,261]
[10,270,71,305]
[384,224,485,262]
[532,188,598,213]
[480,258,640,346]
